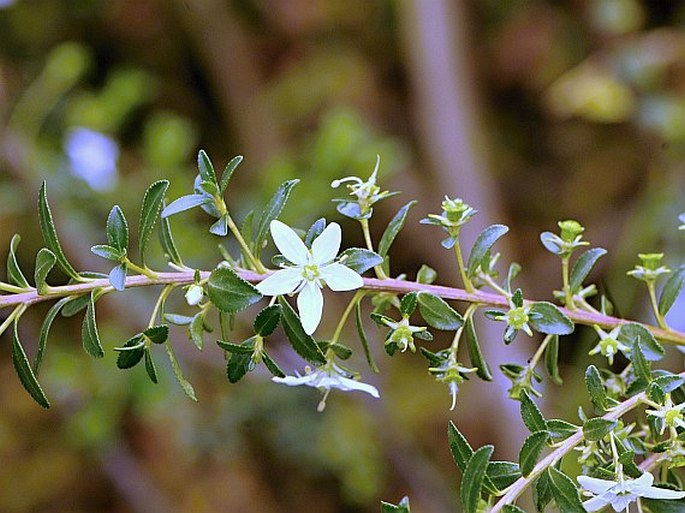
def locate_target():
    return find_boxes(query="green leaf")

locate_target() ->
[544,335,563,385]
[261,351,285,378]
[448,420,474,473]
[546,419,579,440]
[35,297,71,375]
[138,180,169,266]
[278,297,326,365]
[534,470,553,513]
[417,292,463,330]
[503,506,527,513]
[642,497,685,513]
[109,263,127,291]
[217,340,256,354]
[659,265,685,316]
[548,467,585,513]
[219,155,243,195]
[460,445,494,513]
[144,349,158,383]
[519,431,549,477]
[226,337,256,383]
[143,325,169,344]
[569,248,606,292]
[487,461,521,491]
[618,322,664,361]
[7,234,30,288]
[466,224,509,277]
[631,338,652,383]
[116,335,145,369]
[254,179,299,258]
[164,313,194,326]
[356,299,379,373]
[165,342,197,401]
[416,264,437,284]
[253,305,282,337]
[339,248,383,274]
[161,194,210,218]
[520,390,547,433]
[34,247,56,294]
[106,205,129,252]
[38,181,80,281]
[61,294,90,317]
[197,149,217,185]
[12,321,50,408]
[378,201,417,258]
[585,365,609,412]
[528,302,574,335]
[654,374,685,393]
[189,312,205,350]
[583,418,617,441]
[209,214,228,236]
[400,292,418,317]
[380,496,411,513]
[465,317,493,381]
[90,244,122,261]
[305,218,326,248]
[82,290,104,358]
[207,267,262,313]
[159,207,184,266]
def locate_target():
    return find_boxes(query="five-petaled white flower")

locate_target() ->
[578,466,685,512]
[256,220,363,335]
[273,364,380,411]
[646,395,685,435]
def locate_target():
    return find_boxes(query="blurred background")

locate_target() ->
[1,1,685,512]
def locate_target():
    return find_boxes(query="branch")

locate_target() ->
[2,270,684,346]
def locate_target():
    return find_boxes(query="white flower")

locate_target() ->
[578,466,685,512]
[185,284,204,306]
[646,395,685,435]
[589,326,630,365]
[256,220,363,335]
[273,364,380,410]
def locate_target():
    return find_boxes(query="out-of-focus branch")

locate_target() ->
[172,0,283,165]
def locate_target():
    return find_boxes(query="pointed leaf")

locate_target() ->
[519,431,549,477]
[278,297,326,365]
[631,338,652,383]
[61,294,90,318]
[569,248,606,292]
[253,304,282,337]
[35,297,71,375]
[585,365,608,412]
[143,324,169,344]
[254,179,299,258]
[659,265,685,316]
[460,445,494,513]
[109,263,127,291]
[197,149,217,185]
[546,419,579,440]
[12,321,50,408]
[138,180,169,266]
[116,335,145,369]
[529,302,574,335]
[82,291,104,358]
[378,201,417,258]
[339,248,383,274]
[417,292,463,330]
[226,337,256,383]
[534,470,553,513]
[448,420,474,473]
[356,299,379,373]
[91,244,122,261]
[161,194,210,218]
[38,181,80,280]
[34,248,56,294]
[520,390,547,433]
[400,292,418,317]
[217,340,256,354]
[207,267,262,313]
[583,417,617,441]
[544,335,563,385]
[106,205,129,252]
[618,322,664,361]
[416,264,437,284]
[165,342,197,401]
[548,467,585,513]
[219,154,243,194]
[466,224,509,277]
[7,234,30,288]
[465,317,493,381]
[144,349,158,383]
[189,312,205,350]
[305,218,326,248]
[261,350,285,378]
[487,461,521,491]
[159,208,184,266]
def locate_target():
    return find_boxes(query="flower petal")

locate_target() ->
[582,495,613,512]
[578,476,618,495]
[335,376,380,398]
[270,219,309,266]
[272,374,317,387]
[638,486,685,500]
[311,222,341,264]
[320,262,364,291]
[298,282,323,335]
[256,268,303,296]
[609,494,634,512]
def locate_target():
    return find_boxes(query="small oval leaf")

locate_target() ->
[253,304,282,337]
[417,292,463,330]
[583,417,618,441]
[659,265,685,317]
[379,201,417,258]
[569,248,606,292]
[528,302,574,335]
[519,431,549,477]
[107,205,129,252]
[466,224,509,277]
[207,267,262,313]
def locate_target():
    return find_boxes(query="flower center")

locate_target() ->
[600,337,618,356]
[507,307,529,330]
[302,264,320,282]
